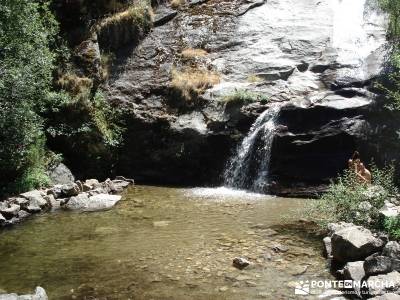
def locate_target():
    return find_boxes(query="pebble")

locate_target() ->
[219,286,229,292]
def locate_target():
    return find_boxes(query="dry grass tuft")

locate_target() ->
[100,53,115,81]
[171,68,220,100]
[95,0,153,33]
[181,48,208,59]
[171,0,186,9]
[57,73,93,98]
[247,74,264,83]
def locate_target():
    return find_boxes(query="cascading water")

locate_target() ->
[224,105,280,193]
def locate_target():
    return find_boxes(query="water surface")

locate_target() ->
[0,186,331,299]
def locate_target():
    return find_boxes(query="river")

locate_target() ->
[0,185,331,299]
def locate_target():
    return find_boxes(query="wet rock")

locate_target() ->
[331,225,384,263]
[48,163,75,185]
[367,271,400,296]
[323,236,332,258]
[232,257,251,270]
[0,286,48,300]
[61,183,80,197]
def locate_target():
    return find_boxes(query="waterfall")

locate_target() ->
[224,105,280,193]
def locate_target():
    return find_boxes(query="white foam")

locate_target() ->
[187,186,272,200]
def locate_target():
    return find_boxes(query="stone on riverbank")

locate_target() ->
[232,257,252,270]
[364,254,400,276]
[63,193,121,212]
[0,286,47,300]
[20,190,48,209]
[61,183,80,197]
[331,224,384,263]
[383,242,400,259]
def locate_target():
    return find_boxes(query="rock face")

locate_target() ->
[331,225,384,263]
[78,0,393,193]
[0,286,47,300]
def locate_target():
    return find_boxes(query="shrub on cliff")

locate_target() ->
[222,90,269,104]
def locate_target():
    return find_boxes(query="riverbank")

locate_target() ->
[0,177,134,227]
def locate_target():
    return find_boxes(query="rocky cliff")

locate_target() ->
[52,0,400,195]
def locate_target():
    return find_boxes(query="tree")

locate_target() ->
[0,0,57,193]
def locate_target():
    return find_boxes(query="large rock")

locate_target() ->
[367,271,400,296]
[384,242,400,259]
[343,261,365,282]
[61,183,80,197]
[0,286,47,300]
[0,203,20,219]
[364,254,397,276]
[20,190,48,212]
[48,163,75,185]
[343,261,365,297]
[331,225,384,263]
[63,193,121,212]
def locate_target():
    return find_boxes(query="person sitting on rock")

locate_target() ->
[348,151,361,173]
[356,162,372,185]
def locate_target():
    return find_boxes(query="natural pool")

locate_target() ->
[0,185,332,299]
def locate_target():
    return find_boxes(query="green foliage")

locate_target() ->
[306,166,397,229]
[379,0,400,38]
[0,0,58,193]
[14,137,51,192]
[376,0,400,110]
[384,216,400,239]
[222,89,269,104]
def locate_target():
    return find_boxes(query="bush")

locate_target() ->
[306,165,398,229]
[0,0,58,194]
[222,89,269,104]
[384,216,400,239]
